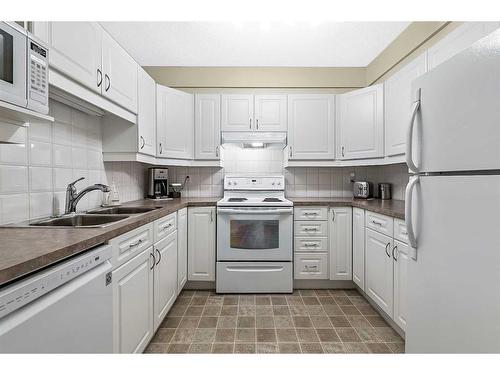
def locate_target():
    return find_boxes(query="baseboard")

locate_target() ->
[356,286,406,339]
[293,279,356,289]
[185,281,216,290]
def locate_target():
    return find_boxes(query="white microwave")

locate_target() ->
[0,22,49,114]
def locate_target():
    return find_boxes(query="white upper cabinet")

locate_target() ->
[352,207,365,290]
[287,94,335,160]
[329,207,352,280]
[221,94,254,131]
[195,94,221,160]
[254,94,287,132]
[33,22,102,93]
[156,85,194,159]
[137,67,156,156]
[384,53,427,157]
[428,22,500,70]
[101,31,138,113]
[337,84,384,160]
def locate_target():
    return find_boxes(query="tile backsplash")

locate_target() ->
[0,100,146,224]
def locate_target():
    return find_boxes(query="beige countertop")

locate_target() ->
[289,197,405,220]
[0,198,218,287]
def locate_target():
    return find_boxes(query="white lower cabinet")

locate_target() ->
[294,253,328,279]
[177,208,188,293]
[188,207,216,281]
[393,240,409,331]
[352,207,365,289]
[329,207,352,280]
[365,228,394,316]
[153,231,178,331]
[112,247,154,354]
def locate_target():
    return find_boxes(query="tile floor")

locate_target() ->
[145,289,405,354]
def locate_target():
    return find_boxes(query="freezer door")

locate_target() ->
[408,28,500,173]
[405,175,500,353]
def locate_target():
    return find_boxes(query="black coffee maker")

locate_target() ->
[147,168,169,199]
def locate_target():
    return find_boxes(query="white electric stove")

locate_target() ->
[216,175,293,294]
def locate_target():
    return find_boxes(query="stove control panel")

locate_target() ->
[224,176,285,190]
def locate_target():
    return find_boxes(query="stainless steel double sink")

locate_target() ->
[29,206,162,228]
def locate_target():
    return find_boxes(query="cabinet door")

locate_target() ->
[254,94,287,132]
[137,67,156,156]
[352,208,365,290]
[329,207,352,280]
[384,53,427,156]
[393,240,409,331]
[102,31,138,113]
[177,208,188,294]
[112,247,154,353]
[153,231,178,331]
[188,207,216,281]
[156,85,194,159]
[365,228,393,316]
[221,94,254,131]
[195,94,221,160]
[288,94,335,160]
[428,22,500,70]
[33,22,102,93]
[337,84,384,160]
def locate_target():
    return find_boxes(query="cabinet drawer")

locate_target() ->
[294,207,328,221]
[393,218,408,244]
[294,237,328,252]
[294,221,328,237]
[294,253,328,279]
[154,212,177,242]
[110,223,154,268]
[365,211,393,237]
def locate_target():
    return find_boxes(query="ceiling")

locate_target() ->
[100,22,410,67]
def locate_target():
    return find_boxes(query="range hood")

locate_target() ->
[221,132,287,148]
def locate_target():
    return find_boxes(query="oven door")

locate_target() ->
[217,206,293,261]
[0,23,27,108]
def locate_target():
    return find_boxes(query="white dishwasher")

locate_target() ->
[0,244,113,353]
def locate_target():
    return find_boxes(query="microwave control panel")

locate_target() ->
[27,38,49,113]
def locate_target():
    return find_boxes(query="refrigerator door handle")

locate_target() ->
[405,175,419,256]
[406,88,421,173]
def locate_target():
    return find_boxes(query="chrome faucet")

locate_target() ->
[65,177,110,214]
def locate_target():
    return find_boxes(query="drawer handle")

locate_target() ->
[303,228,318,232]
[128,238,144,248]
[401,231,408,236]
[160,223,173,232]
[303,243,319,248]
[304,265,319,271]
[371,220,382,226]
[304,212,318,216]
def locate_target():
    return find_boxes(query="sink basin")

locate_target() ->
[30,214,130,228]
[87,206,161,215]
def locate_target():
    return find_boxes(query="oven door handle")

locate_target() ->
[225,265,285,272]
[217,208,293,214]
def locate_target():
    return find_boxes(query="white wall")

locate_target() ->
[0,100,145,224]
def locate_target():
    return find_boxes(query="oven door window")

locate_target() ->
[230,220,279,249]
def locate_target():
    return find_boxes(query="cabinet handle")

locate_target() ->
[140,136,145,149]
[256,119,259,129]
[160,223,172,232]
[105,74,111,92]
[155,248,162,265]
[289,147,293,157]
[305,265,318,271]
[210,210,214,222]
[385,243,391,258]
[128,238,143,249]
[392,245,398,261]
[331,208,335,221]
[341,146,345,157]
[216,146,220,158]
[150,252,155,270]
[159,142,162,154]
[303,243,318,248]
[304,212,318,216]
[371,220,382,226]
[303,227,318,232]
[97,69,102,87]
[249,118,252,129]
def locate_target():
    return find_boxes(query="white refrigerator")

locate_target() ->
[405,29,500,353]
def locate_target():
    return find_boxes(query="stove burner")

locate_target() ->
[228,198,248,202]
[263,198,283,202]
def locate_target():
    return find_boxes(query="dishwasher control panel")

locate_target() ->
[0,245,112,319]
